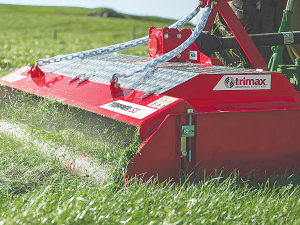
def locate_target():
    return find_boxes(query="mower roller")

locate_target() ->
[2,0,300,182]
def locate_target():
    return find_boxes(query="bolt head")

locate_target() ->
[183,129,189,135]
[181,150,187,157]
[164,33,169,39]
[177,34,182,39]
[187,109,194,114]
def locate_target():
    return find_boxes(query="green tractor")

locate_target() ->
[268,0,300,91]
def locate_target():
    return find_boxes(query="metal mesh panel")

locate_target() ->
[40,54,269,94]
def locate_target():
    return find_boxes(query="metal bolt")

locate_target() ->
[187,109,194,114]
[177,34,182,39]
[199,1,203,5]
[181,150,187,157]
[164,33,169,39]
[183,129,190,135]
[177,54,181,58]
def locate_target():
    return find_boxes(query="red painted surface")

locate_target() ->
[149,27,192,62]
[204,7,217,32]
[193,110,300,176]
[165,72,300,112]
[127,69,300,180]
[110,78,123,98]
[29,64,44,78]
[127,115,181,182]
[3,62,300,182]
[129,109,300,181]
[148,27,223,66]
[0,67,191,141]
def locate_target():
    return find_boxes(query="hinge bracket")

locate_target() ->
[181,109,195,161]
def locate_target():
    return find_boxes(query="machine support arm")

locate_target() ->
[196,32,300,56]
[215,2,268,70]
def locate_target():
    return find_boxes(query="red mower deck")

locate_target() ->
[2,0,300,182]
[2,54,300,181]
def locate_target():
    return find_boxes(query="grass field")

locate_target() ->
[1,4,300,224]
[0,4,185,77]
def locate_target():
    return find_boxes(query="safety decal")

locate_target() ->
[189,51,198,60]
[213,75,271,90]
[14,66,30,74]
[1,73,26,83]
[148,96,179,109]
[99,100,158,119]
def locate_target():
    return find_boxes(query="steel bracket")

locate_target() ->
[182,125,195,137]
[181,114,195,160]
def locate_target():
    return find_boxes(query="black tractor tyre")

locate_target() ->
[214,0,293,67]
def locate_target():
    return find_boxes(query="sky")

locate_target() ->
[0,0,200,24]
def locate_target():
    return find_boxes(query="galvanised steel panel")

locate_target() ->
[40,54,269,94]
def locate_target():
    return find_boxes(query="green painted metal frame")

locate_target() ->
[268,0,300,91]
[268,0,295,72]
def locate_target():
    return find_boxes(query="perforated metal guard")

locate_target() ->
[40,54,269,94]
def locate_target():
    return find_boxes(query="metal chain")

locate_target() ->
[114,5,213,84]
[36,5,202,65]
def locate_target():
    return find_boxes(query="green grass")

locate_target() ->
[1,167,300,224]
[0,4,192,77]
[1,4,300,224]
[0,89,136,161]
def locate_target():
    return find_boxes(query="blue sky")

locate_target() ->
[0,0,200,24]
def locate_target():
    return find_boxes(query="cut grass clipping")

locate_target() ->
[0,87,139,185]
